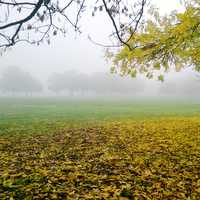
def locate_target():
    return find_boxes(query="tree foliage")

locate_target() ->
[110,0,200,80]
[1,1,199,80]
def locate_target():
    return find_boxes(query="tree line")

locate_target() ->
[0,66,42,96]
[0,66,145,96]
[0,66,200,97]
[47,70,145,95]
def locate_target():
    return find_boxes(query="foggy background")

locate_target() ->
[0,0,199,99]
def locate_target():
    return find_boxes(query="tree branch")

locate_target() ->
[0,0,44,30]
[102,0,132,50]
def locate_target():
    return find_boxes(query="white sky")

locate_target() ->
[0,0,183,81]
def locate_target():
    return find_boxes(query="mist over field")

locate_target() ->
[0,0,200,199]
[0,65,200,100]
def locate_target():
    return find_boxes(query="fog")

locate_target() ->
[0,65,200,100]
[0,0,197,99]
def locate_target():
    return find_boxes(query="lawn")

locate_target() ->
[0,97,200,199]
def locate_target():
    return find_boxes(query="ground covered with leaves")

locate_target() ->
[0,118,200,199]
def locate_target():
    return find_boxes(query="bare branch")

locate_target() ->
[102,0,132,50]
[0,0,148,50]
[88,35,121,48]
[0,0,36,6]
[0,0,44,30]
[126,0,146,43]
[74,0,86,31]
[60,0,74,12]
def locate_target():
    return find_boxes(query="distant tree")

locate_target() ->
[47,72,64,94]
[0,66,43,95]
[48,70,88,95]
[159,80,178,96]
[91,72,144,95]
[159,75,200,97]
[61,71,84,95]
[48,71,144,96]
[178,77,200,96]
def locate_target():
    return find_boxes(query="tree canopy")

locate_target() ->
[110,0,200,80]
[0,0,199,80]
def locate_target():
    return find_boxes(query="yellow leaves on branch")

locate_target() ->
[109,0,200,80]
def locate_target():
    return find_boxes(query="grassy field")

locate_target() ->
[0,97,200,199]
[1,97,200,123]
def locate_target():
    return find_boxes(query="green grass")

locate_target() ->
[0,97,200,136]
[0,97,200,199]
[1,97,200,123]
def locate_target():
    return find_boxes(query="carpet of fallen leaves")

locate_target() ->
[0,118,200,199]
